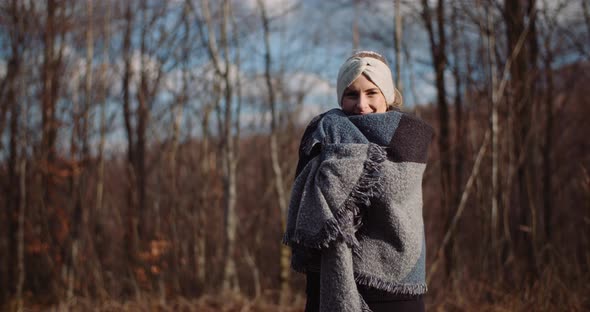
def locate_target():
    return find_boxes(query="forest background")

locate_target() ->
[0,0,589,311]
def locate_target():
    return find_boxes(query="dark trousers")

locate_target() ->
[305,272,425,312]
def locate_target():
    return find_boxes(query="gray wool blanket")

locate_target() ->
[283,108,433,312]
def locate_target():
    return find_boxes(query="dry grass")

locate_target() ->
[5,261,589,312]
[426,265,590,312]
[9,291,306,312]
[8,276,588,312]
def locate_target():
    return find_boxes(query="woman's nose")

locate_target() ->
[356,95,370,110]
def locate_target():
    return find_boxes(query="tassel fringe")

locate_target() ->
[355,273,428,295]
[283,143,387,254]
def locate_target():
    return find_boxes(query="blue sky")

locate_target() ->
[1,0,587,155]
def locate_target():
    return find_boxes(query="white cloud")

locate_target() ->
[59,46,166,101]
[129,50,162,83]
[538,0,581,22]
[287,71,333,97]
[240,110,271,129]
[238,0,298,17]
[239,70,332,103]
[237,69,333,130]
[296,101,327,125]
[99,50,178,98]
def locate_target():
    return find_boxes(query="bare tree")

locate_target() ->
[120,0,179,294]
[450,1,465,221]
[67,0,96,301]
[541,13,554,245]
[121,1,140,291]
[16,78,28,312]
[394,0,403,92]
[257,0,291,304]
[164,2,195,294]
[352,0,360,49]
[538,0,570,245]
[92,0,110,298]
[198,0,241,292]
[1,0,26,302]
[183,2,219,286]
[421,0,453,276]
[39,0,69,297]
[582,0,590,42]
[504,0,539,275]
[484,1,501,258]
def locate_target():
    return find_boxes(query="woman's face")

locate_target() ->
[341,74,388,115]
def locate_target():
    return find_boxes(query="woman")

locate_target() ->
[283,51,433,312]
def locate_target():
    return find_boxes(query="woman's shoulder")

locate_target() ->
[388,108,435,134]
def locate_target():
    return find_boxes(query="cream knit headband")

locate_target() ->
[337,55,396,106]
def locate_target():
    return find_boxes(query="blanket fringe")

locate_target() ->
[283,143,389,281]
[333,143,387,254]
[283,143,387,253]
[282,217,342,250]
[355,273,428,295]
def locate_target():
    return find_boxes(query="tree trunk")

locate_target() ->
[136,0,150,245]
[394,0,403,92]
[16,108,27,312]
[450,4,465,282]
[69,0,95,299]
[352,0,359,49]
[542,28,554,245]
[422,0,453,277]
[201,0,240,293]
[121,1,140,294]
[196,101,213,288]
[451,1,464,220]
[167,65,186,294]
[41,0,66,297]
[7,65,20,303]
[582,0,590,44]
[504,0,538,276]
[485,2,501,262]
[258,0,290,304]
[4,25,23,304]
